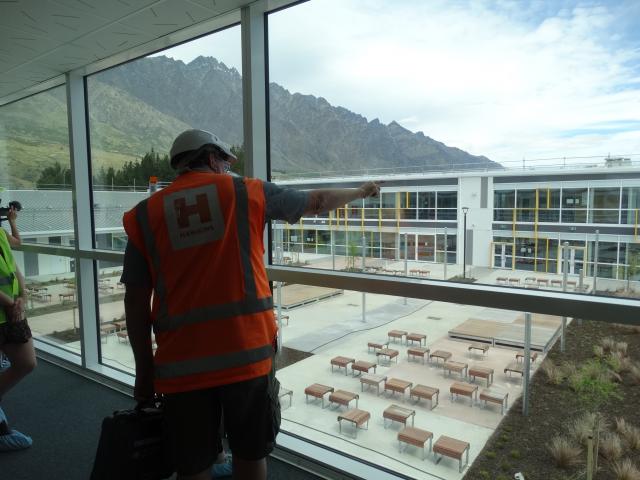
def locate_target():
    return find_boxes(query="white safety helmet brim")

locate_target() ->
[170,129,237,165]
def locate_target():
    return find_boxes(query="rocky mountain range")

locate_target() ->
[1,54,497,187]
[94,55,497,176]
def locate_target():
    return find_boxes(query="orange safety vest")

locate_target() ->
[123,171,276,394]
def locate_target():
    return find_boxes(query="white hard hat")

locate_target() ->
[169,129,237,167]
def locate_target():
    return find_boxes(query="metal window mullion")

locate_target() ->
[66,71,99,369]
[241,1,268,182]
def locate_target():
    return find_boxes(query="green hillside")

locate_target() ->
[0,80,191,188]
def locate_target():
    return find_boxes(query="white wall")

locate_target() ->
[458,176,493,268]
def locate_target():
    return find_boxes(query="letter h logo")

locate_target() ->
[174,194,212,228]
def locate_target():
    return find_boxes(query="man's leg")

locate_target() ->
[223,373,279,480]
[0,338,36,399]
[164,387,220,480]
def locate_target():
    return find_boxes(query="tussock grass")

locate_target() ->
[548,436,582,469]
[612,459,640,480]
[541,359,564,385]
[599,433,624,461]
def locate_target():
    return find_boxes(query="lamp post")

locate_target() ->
[462,207,469,279]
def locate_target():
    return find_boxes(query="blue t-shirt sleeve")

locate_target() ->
[120,241,152,286]
[262,181,309,224]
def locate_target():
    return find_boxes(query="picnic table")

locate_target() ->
[383,404,415,428]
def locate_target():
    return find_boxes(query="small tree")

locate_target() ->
[626,250,640,293]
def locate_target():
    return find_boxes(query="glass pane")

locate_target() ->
[21,253,78,355]
[0,86,75,245]
[95,260,131,372]
[86,26,242,250]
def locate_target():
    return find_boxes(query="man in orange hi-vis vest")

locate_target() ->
[121,129,380,480]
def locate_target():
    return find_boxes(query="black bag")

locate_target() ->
[90,403,174,480]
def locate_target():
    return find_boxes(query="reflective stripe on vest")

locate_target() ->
[0,274,14,286]
[154,343,273,379]
[136,176,272,335]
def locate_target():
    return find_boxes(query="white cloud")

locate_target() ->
[163,0,640,166]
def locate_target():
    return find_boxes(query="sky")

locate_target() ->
[156,0,640,167]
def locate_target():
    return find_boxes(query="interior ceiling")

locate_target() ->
[0,0,247,102]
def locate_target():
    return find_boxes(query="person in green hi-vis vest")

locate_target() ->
[0,226,36,451]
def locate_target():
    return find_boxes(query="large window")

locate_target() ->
[0,86,74,245]
[86,26,242,251]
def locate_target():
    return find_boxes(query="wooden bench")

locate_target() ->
[433,435,470,473]
[376,348,399,364]
[550,279,562,288]
[443,361,468,379]
[496,276,508,285]
[116,331,129,344]
[429,350,452,364]
[360,373,386,395]
[409,269,430,277]
[398,427,433,460]
[329,390,359,409]
[536,278,549,287]
[524,276,536,286]
[409,385,439,410]
[351,360,376,376]
[304,383,334,408]
[479,389,509,415]
[388,330,407,344]
[367,341,388,353]
[384,378,412,399]
[516,351,538,363]
[449,382,478,406]
[407,346,430,364]
[468,342,490,356]
[508,277,520,286]
[504,361,524,383]
[468,366,494,386]
[383,404,415,429]
[330,356,355,375]
[406,332,427,346]
[338,408,370,438]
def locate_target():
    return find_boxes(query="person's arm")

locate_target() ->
[304,181,381,216]
[11,265,26,320]
[6,207,21,247]
[124,284,155,403]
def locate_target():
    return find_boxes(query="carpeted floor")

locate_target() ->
[1,359,322,480]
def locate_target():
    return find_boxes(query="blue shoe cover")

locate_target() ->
[0,355,10,371]
[211,460,232,478]
[0,429,32,451]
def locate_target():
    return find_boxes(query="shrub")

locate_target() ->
[600,433,624,461]
[569,412,607,446]
[510,449,521,459]
[621,426,640,451]
[593,345,605,358]
[630,364,640,386]
[500,460,512,472]
[616,417,630,435]
[607,351,631,373]
[602,337,617,352]
[485,450,497,459]
[615,342,629,356]
[569,360,622,408]
[542,359,564,385]
[612,459,640,480]
[477,471,490,480]
[548,436,582,469]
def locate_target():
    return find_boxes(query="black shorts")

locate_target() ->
[0,319,32,346]
[164,372,281,476]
